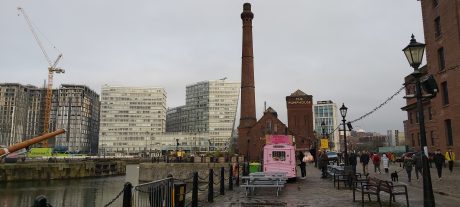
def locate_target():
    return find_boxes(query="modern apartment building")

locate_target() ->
[99,85,166,156]
[313,100,339,151]
[166,80,240,151]
[402,0,460,158]
[386,129,403,147]
[54,85,100,154]
[0,83,32,146]
[0,83,100,153]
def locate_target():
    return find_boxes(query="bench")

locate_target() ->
[240,172,287,197]
[355,177,409,207]
[379,180,409,207]
[360,177,382,207]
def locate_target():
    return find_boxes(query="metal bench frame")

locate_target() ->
[240,172,287,197]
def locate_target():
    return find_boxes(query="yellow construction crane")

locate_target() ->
[17,7,65,147]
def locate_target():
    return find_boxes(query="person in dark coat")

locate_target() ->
[360,151,370,175]
[412,151,423,181]
[403,154,414,182]
[433,149,445,180]
[349,152,358,174]
[319,150,329,178]
[297,151,306,179]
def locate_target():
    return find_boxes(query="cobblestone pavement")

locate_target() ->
[205,163,460,207]
[366,162,460,198]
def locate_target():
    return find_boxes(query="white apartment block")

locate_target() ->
[99,85,166,156]
[166,80,239,151]
[314,100,340,151]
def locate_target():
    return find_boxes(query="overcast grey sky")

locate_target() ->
[0,0,424,134]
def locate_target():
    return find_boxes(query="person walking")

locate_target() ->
[412,151,423,181]
[298,151,306,179]
[372,153,381,174]
[382,153,389,173]
[360,151,370,175]
[319,150,329,178]
[445,148,456,174]
[433,149,445,180]
[349,152,357,174]
[403,154,414,182]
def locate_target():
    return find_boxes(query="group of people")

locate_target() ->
[403,148,456,182]
[355,148,456,182]
[296,148,456,182]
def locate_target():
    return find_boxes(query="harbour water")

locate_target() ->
[0,164,139,207]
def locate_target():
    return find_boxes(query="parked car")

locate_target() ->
[326,151,338,164]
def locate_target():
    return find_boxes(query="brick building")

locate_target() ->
[402,0,460,159]
[286,90,314,151]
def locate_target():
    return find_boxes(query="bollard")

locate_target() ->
[208,169,214,203]
[192,172,198,207]
[220,167,225,195]
[122,182,132,207]
[228,164,233,191]
[33,195,52,207]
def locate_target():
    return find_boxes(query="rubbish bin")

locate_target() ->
[173,181,186,207]
[249,162,261,173]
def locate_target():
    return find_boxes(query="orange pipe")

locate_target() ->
[0,129,65,156]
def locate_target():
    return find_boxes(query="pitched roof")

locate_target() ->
[290,89,307,96]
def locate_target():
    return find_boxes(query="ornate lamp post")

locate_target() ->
[402,34,435,207]
[339,103,349,166]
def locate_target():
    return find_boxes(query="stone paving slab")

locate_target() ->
[205,163,460,207]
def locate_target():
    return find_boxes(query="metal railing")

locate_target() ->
[104,163,242,207]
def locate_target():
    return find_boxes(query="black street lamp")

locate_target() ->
[339,103,349,166]
[402,34,435,207]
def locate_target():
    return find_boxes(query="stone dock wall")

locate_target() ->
[139,163,231,182]
[0,161,126,181]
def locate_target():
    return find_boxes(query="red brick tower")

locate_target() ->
[286,90,314,151]
[238,3,257,158]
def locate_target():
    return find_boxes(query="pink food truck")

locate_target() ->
[263,135,297,179]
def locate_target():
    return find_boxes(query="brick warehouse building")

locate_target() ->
[402,0,460,159]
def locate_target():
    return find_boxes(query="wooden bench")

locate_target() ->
[355,177,409,207]
[360,177,382,207]
[240,172,287,197]
[379,180,409,207]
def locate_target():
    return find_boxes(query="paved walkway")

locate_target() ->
[205,163,460,207]
[366,162,460,198]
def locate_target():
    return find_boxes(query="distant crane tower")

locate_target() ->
[17,7,65,147]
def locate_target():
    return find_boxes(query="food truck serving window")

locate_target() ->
[272,151,286,161]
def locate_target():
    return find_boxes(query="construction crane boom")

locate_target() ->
[17,7,65,147]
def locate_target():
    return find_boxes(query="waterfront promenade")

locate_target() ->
[206,163,460,207]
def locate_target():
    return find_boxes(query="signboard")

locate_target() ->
[320,139,329,149]
[266,135,292,145]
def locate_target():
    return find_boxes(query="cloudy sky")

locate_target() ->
[0,0,424,134]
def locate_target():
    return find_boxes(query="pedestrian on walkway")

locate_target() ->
[298,151,306,179]
[445,148,455,174]
[433,149,445,180]
[403,154,414,182]
[319,150,329,178]
[382,153,389,173]
[349,152,357,174]
[412,151,423,181]
[372,153,381,174]
[360,151,370,175]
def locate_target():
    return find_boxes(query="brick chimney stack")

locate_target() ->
[238,3,256,158]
